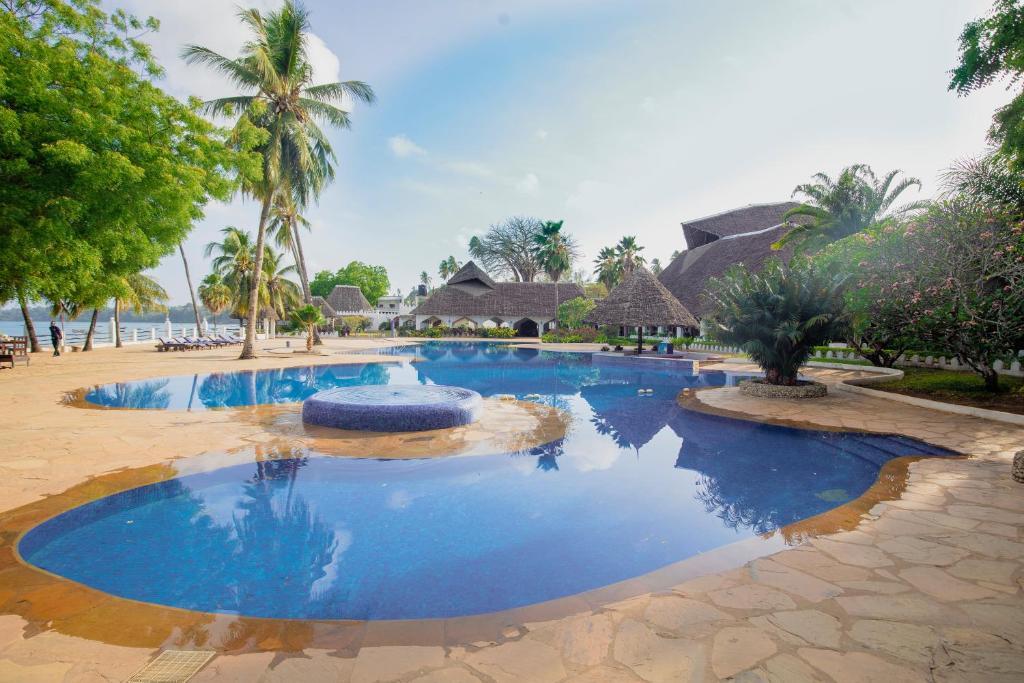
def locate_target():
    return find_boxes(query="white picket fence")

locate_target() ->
[685,341,1024,377]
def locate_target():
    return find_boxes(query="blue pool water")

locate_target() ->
[29,342,957,620]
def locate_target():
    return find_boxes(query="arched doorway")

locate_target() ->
[514,319,539,337]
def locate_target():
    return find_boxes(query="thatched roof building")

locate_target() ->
[658,202,799,317]
[411,261,584,336]
[326,285,372,313]
[585,267,698,329]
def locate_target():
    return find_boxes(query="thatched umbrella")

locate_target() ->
[585,266,699,354]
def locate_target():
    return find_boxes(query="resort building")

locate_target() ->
[411,261,584,336]
[658,202,798,319]
[312,285,373,326]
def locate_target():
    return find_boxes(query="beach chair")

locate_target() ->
[156,337,183,352]
[184,337,215,350]
[0,337,29,368]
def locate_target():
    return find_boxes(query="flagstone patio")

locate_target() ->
[0,343,1021,681]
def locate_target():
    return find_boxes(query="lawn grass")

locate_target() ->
[871,367,1024,415]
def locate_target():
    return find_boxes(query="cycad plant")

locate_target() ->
[774,165,923,253]
[183,0,374,358]
[290,303,324,351]
[703,260,850,385]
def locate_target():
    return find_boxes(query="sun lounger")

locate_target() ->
[183,337,216,350]
[157,337,186,352]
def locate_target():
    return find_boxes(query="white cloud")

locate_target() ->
[388,134,427,158]
[535,129,549,141]
[305,33,342,84]
[516,172,540,194]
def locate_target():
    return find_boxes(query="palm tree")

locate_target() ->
[113,273,168,347]
[269,190,314,302]
[183,0,375,359]
[198,273,232,328]
[650,258,663,275]
[205,226,257,321]
[419,271,432,291]
[179,243,204,333]
[773,164,923,253]
[261,246,302,325]
[290,303,324,351]
[533,220,577,325]
[615,236,646,276]
[593,246,621,291]
[438,256,461,281]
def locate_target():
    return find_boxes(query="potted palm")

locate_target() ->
[704,259,850,398]
[290,304,324,353]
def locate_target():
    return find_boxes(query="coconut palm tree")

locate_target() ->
[113,273,169,347]
[774,165,923,253]
[205,226,257,319]
[649,258,663,275]
[261,246,302,324]
[290,303,324,351]
[269,190,314,302]
[438,256,461,281]
[615,236,646,276]
[419,271,432,291]
[593,246,621,291]
[183,0,375,359]
[198,273,232,327]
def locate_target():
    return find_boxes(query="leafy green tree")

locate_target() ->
[813,222,921,367]
[557,296,596,329]
[774,165,923,252]
[0,0,243,351]
[309,261,390,304]
[183,0,374,359]
[290,303,324,351]
[885,202,1024,391]
[703,260,850,385]
[950,0,1024,170]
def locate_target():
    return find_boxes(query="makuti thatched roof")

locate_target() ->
[325,285,372,313]
[447,261,497,296]
[586,266,698,328]
[658,202,801,317]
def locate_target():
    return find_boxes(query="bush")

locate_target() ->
[703,259,850,385]
[557,297,596,329]
[480,326,516,338]
[541,327,604,343]
[671,336,694,350]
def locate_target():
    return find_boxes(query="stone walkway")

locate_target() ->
[0,346,1022,681]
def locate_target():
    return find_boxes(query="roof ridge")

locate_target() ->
[680,201,795,228]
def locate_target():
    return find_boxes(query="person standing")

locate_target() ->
[49,321,62,356]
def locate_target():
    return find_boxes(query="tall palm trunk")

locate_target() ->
[180,243,203,334]
[240,194,274,360]
[83,308,99,351]
[114,299,122,348]
[16,288,40,352]
[290,218,321,345]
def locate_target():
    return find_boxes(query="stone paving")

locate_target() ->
[0,346,1022,681]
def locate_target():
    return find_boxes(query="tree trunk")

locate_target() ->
[83,308,99,351]
[17,288,40,352]
[290,220,321,346]
[306,327,314,352]
[240,193,274,360]
[983,368,1000,392]
[114,299,122,348]
[636,327,643,355]
[180,242,203,334]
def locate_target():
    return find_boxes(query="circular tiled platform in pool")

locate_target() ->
[302,384,483,432]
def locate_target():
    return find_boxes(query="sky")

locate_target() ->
[113,0,1009,304]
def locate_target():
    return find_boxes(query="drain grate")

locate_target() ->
[127,650,215,683]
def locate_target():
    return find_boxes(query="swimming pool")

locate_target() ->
[29,342,956,620]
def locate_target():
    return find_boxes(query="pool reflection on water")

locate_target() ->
[33,342,957,620]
